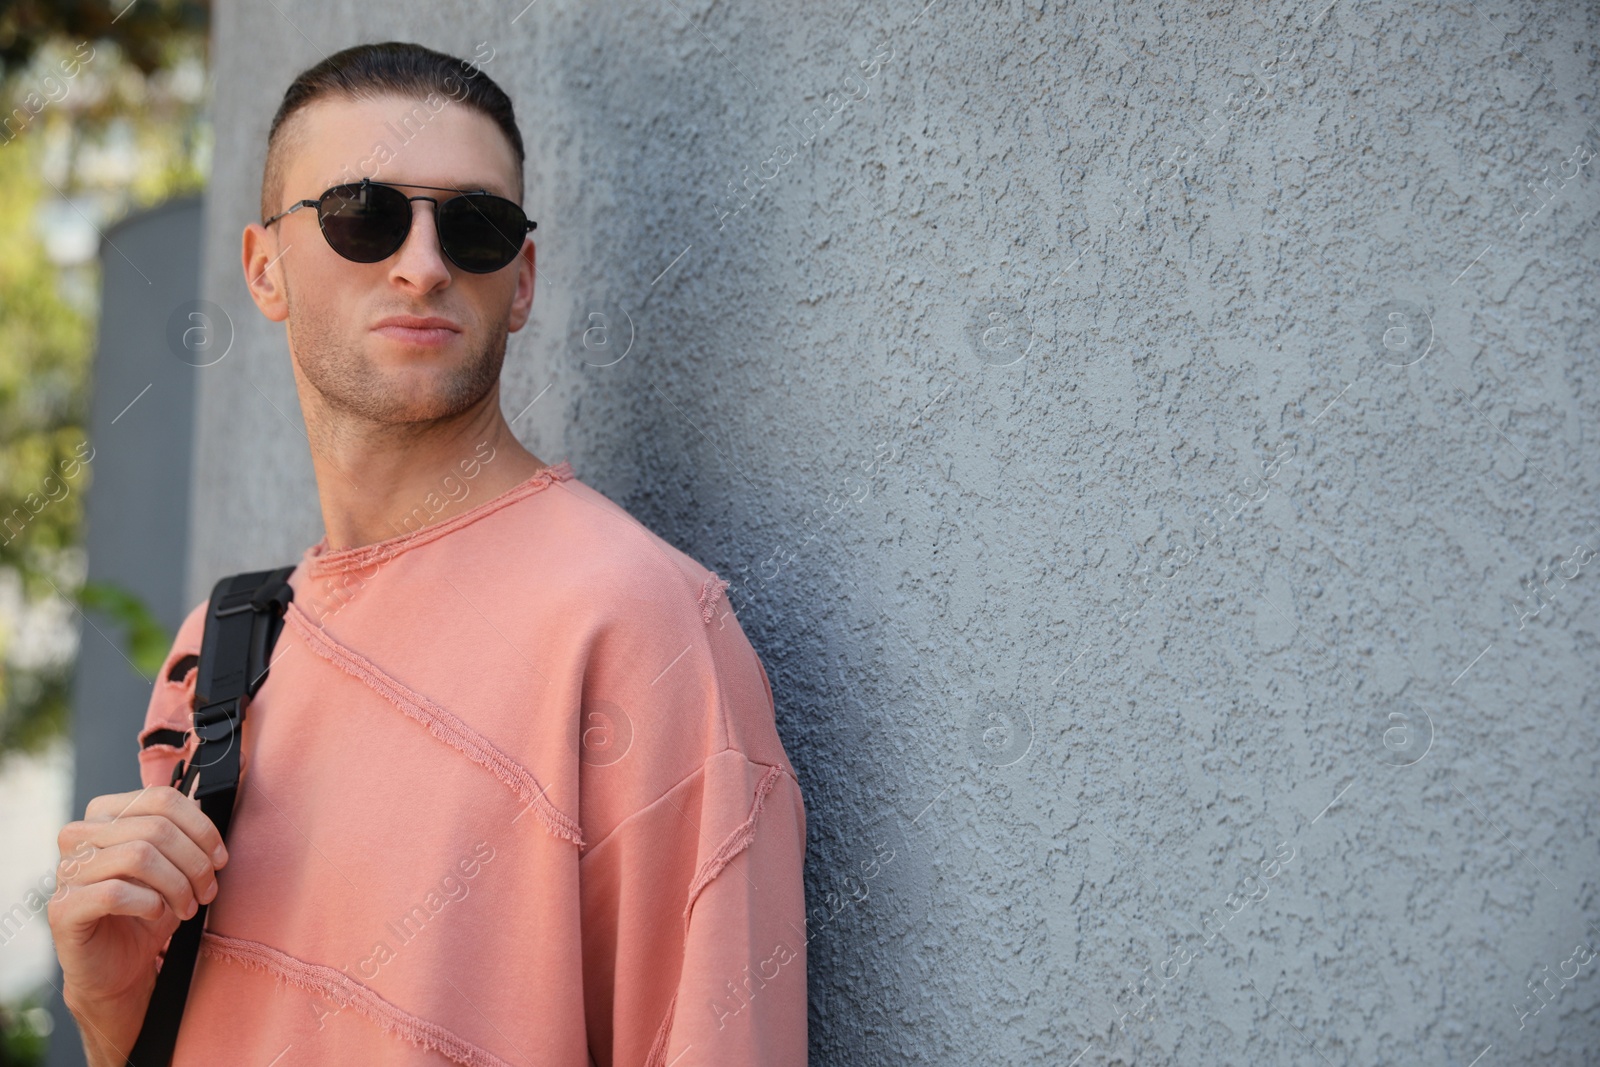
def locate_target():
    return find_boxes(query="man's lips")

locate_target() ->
[374,325,457,345]
[372,316,461,346]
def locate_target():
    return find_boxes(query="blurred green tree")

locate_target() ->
[1,0,209,77]
[0,8,209,760]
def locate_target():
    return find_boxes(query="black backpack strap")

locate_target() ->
[126,565,295,1067]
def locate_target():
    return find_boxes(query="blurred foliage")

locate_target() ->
[77,578,172,675]
[1,0,209,78]
[0,983,51,1066]
[0,8,210,757]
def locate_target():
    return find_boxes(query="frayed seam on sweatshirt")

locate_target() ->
[285,603,585,848]
[306,460,574,579]
[643,762,786,1067]
[681,761,784,923]
[643,989,679,1067]
[200,932,518,1067]
[697,573,730,624]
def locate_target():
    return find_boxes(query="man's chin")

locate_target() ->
[354,353,500,422]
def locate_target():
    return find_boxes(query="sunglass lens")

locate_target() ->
[318,183,412,263]
[439,195,527,273]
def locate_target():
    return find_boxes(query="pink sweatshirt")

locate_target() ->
[134,460,809,1066]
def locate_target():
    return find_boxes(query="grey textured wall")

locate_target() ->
[189,1,1599,1063]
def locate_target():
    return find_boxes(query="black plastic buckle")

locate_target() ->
[212,574,292,618]
[192,698,243,743]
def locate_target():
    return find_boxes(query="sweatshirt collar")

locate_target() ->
[303,459,574,579]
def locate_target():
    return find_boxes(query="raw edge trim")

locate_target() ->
[200,932,517,1067]
[307,460,573,579]
[643,761,786,1067]
[698,573,730,624]
[681,762,784,923]
[286,604,585,848]
[644,990,679,1067]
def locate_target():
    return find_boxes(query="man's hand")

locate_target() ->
[47,785,229,1067]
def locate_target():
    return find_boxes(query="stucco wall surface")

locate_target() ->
[188,1,1598,1063]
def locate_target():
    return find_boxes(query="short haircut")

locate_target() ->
[260,41,524,223]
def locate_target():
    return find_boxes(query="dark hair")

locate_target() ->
[260,41,524,222]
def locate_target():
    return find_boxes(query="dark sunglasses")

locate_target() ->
[262,178,536,274]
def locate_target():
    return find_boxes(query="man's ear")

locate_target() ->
[506,238,536,333]
[242,222,290,323]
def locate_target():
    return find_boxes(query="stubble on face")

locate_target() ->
[283,269,510,433]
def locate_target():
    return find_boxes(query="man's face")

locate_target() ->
[243,92,534,427]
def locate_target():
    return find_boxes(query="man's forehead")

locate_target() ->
[285,95,519,199]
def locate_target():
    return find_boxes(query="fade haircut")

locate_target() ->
[259,41,524,224]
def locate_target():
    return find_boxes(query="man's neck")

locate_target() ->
[305,385,551,553]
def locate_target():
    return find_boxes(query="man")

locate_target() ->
[48,41,808,1066]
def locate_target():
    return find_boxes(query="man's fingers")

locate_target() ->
[83,785,164,823]
[63,838,206,923]
[63,815,220,912]
[80,786,228,868]
[51,877,168,936]
[51,788,230,949]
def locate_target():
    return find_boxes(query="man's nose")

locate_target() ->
[390,199,453,285]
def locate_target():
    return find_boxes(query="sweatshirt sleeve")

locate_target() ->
[135,598,209,789]
[561,520,809,1065]
[579,748,808,1067]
